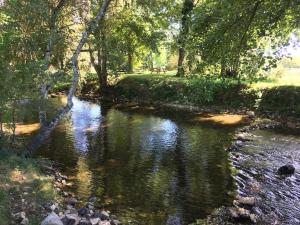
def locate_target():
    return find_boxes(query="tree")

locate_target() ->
[188,0,300,79]
[25,0,112,155]
[176,0,194,77]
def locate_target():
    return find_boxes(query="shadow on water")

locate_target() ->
[28,97,239,225]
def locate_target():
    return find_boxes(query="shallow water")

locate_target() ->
[31,97,237,225]
[231,129,300,225]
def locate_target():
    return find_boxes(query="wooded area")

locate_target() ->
[1,0,300,150]
[1,1,300,224]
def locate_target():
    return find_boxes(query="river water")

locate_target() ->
[231,129,300,225]
[31,97,237,225]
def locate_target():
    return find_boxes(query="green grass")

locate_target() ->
[0,150,58,225]
[251,68,300,89]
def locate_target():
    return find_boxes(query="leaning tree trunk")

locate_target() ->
[99,25,108,94]
[39,0,67,127]
[25,0,112,156]
[176,0,194,77]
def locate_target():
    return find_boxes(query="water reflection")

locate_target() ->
[37,97,235,225]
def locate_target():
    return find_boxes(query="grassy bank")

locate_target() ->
[109,70,300,115]
[113,72,258,109]
[0,150,58,225]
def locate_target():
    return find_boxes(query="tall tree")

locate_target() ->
[176,0,194,77]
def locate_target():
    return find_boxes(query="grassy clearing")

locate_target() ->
[0,150,58,225]
[251,68,300,89]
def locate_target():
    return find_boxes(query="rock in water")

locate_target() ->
[234,195,256,207]
[277,164,295,175]
[229,207,257,223]
[41,212,63,225]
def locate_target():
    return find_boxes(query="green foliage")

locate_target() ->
[0,150,58,225]
[114,73,258,108]
[259,86,300,115]
[187,0,300,78]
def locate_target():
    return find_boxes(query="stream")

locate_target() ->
[31,97,236,225]
[231,129,300,225]
[22,97,300,225]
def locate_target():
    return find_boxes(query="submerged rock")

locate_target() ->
[229,207,257,223]
[41,212,63,225]
[234,195,256,207]
[277,164,295,175]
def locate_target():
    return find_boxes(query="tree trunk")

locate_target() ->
[127,51,133,73]
[176,0,194,77]
[0,111,3,138]
[100,27,108,94]
[90,20,108,95]
[25,0,112,156]
[177,48,185,77]
[39,0,67,127]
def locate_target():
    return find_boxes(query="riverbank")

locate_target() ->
[192,117,300,225]
[0,150,59,225]
[0,149,120,225]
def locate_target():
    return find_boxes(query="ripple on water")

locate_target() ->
[233,129,300,225]
[34,97,237,225]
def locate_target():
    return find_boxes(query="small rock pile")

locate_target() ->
[40,164,121,225]
[41,197,121,225]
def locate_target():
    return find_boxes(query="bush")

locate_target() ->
[114,75,258,108]
[259,86,300,115]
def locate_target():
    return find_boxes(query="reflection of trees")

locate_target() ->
[35,116,78,170]
[37,98,235,224]
[168,127,189,224]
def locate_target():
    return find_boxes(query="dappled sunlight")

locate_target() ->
[15,123,40,135]
[10,168,26,183]
[4,123,40,136]
[193,113,249,126]
[75,157,92,199]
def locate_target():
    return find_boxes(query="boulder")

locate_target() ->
[65,198,78,206]
[78,218,92,225]
[277,164,295,175]
[78,207,89,217]
[246,111,255,118]
[234,195,256,207]
[89,217,100,225]
[100,211,110,221]
[88,196,97,203]
[41,212,63,225]
[61,214,80,225]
